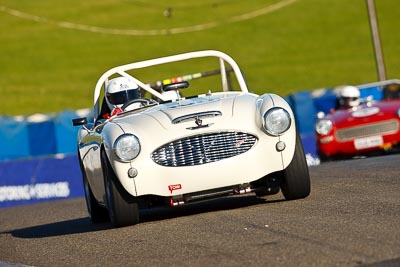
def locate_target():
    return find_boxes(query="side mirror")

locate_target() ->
[72,117,87,126]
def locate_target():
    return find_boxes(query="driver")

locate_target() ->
[104,76,140,118]
[337,85,360,109]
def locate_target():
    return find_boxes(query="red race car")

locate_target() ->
[315,98,400,161]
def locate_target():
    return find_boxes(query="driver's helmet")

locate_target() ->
[105,76,140,111]
[338,85,360,109]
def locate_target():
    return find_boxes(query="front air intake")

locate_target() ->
[151,132,257,167]
[336,119,399,141]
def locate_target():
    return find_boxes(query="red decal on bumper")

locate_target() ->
[168,184,182,194]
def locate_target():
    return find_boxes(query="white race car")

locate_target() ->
[73,50,310,227]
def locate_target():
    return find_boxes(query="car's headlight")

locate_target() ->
[113,134,141,161]
[315,120,333,135]
[263,107,291,136]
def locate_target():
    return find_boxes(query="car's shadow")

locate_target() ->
[140,195,283,223]
[4,195,284,239]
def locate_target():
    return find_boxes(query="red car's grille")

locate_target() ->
[336,119,399,141]
[151,132,257,167]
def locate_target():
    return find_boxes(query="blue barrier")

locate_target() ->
[54,110,82,154]
[286,91,317,134]
[28,119,57,156]
[0,110,91,208]
[0,117,30,159]
[0,154,84,208]
[312,89,337,114]
[0,109,92,161]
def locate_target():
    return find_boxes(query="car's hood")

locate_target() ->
[111,93,257,133]
[326,100,400,128]
[151,96,234,125]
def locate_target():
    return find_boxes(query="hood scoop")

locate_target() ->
[172,111,222,124]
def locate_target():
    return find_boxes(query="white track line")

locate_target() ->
[0,0,298,36]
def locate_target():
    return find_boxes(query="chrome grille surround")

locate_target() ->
[336,119,399,141]
[151,132,258,167]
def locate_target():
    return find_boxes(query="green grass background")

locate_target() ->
[0,0,398,116]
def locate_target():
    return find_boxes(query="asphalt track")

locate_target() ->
[0,154,399,267]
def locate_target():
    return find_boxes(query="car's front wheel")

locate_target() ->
[79,151,108,223]
[101,150,140,227]
[280,132,311,200]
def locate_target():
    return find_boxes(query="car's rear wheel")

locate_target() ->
[79,152,108,223]
[101,150,140,227]
[280,132,311,200]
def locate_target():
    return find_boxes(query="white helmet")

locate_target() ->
[105,77,139,110]
[338,85,360,108]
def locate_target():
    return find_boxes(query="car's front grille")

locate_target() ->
[151,132,258,167]
[336,119,399,141]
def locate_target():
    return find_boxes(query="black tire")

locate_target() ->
[101,150,140,227]
[280,132,311,200]
[79,152,108,223]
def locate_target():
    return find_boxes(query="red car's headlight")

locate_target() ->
[315,119,333,135]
